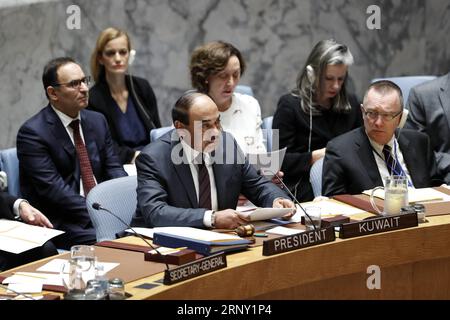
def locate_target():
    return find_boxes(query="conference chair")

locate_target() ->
[371,76,436,106]
[86,176,138,242]
[235,85,254,97]
[310,157,324,198]
[261,116,273,152]
[150,126,174,142]
[0,147,20,197]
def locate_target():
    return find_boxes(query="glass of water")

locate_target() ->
[304,206,321,231]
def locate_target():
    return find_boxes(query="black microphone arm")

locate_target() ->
[91,202,170,270]
[261,169,318,232]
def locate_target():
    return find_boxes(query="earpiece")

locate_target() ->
[306,65,315,83]
[398,109,409,128]
[128,49,136,66]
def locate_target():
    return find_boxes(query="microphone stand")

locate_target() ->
[91,203,170,270]
[261,169,319,232]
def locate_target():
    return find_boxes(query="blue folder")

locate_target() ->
[153,232,251,256]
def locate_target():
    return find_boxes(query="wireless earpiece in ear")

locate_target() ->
[306,65,315,83]
[128,49,136,66]
[398,109,409,128]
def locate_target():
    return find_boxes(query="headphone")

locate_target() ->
[128,49,136,66]
[306,65,315,84]
[305,65,315,152]
[398,109,409,128]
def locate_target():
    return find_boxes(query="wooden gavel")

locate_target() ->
[235,224,255,237]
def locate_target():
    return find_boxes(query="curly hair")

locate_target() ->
[190,41,246,93]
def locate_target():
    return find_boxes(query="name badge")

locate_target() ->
[262,227,335,256]
[339,212,418,239]
[163,252,227,285]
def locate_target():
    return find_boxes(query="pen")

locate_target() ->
[254,233,268,237]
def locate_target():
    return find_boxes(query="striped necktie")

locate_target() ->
[69,120,96,195]
[198,155,212,210]
[382,144,404,177]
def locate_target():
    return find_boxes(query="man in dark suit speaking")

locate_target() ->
[322,80,442,197]
[131,91,295,229]
[17,57,127,249]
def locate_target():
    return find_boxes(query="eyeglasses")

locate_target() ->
[53,76,91,89]
[103,49,129,57]
[362,107,402,122]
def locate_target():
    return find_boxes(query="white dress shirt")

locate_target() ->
[220,92,266,154]
[51,105,97,196]
[180,140,218,227]
[368,135,414,187]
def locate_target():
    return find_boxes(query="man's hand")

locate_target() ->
[272,198,296,220]
[214,209,249,229]
[19,201,53,228]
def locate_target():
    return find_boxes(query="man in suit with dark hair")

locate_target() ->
[322,80,442,197]
[405,73,450,184]
[131,91,295,229]
[0,190,57,271]
[17,57,127,249]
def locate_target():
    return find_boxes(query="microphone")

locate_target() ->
[91,202,170,270]
[259,169,318,231]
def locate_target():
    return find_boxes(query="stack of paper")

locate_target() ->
[363,187,450,203]
[0,220,64,254]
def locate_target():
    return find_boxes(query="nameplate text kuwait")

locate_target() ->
[163,252,227,285]
[262,227,335,256]
[339,212,418,239]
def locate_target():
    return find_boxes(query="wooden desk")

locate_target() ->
[2,215,450,300]
[123,214,450,300]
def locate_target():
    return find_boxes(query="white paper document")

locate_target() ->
[7,283,43,294]
[266,226,305,236]
[3,272,64,287]
[0,220,64,254]
[238,207,293,221]
[247,147,287,177]
[36,258,119,274]
[363,187,450,203]
[123,164,137,176]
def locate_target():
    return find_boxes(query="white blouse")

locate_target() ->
[219,92,267,154]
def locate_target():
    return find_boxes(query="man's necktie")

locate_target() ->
[198,156,212,210]
[382,144,404,177]
[69,120,96,196]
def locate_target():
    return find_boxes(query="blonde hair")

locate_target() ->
[90,27,131,83]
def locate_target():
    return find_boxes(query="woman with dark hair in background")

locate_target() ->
[190,41,266,155]
[89,27,161,164]
[273,39,362,201]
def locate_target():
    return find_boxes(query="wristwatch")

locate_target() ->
[14,199,28,221]
[210,211,216,228]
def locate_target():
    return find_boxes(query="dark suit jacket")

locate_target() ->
[88,74,161,164]
[273,93,362,201]
[17,105,127,232]
[0,191,16,220]
[405,73,450,183]
[131,130,289,228]
[322,127,442,196]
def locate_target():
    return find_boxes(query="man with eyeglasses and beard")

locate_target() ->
[322,80,443,197]
[17,57,127,249]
